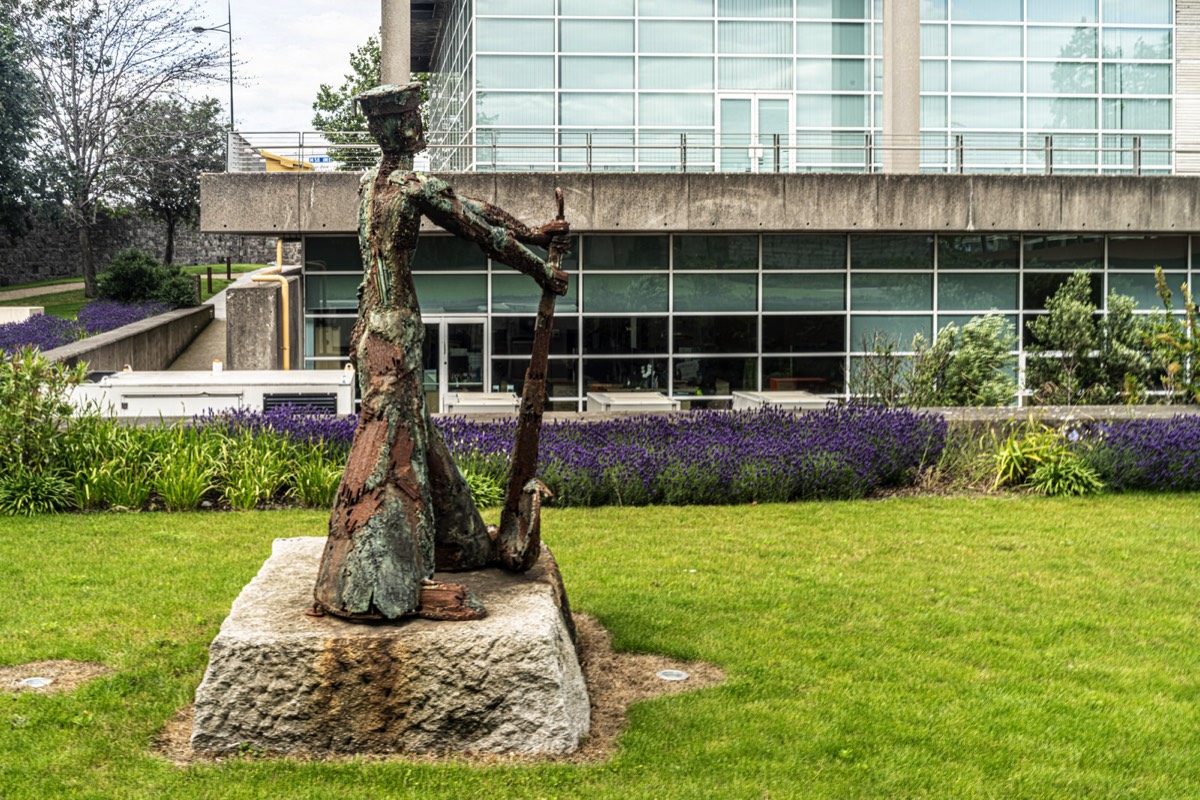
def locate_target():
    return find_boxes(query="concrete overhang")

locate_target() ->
[200,172,1200,236]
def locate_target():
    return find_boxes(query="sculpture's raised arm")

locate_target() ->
[393,172,569,296]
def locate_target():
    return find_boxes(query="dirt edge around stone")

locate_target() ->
[155,612,724,767]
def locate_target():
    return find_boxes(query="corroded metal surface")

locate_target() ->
[313,83,569,621]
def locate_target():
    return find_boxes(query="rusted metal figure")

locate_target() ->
[312,83,568,621]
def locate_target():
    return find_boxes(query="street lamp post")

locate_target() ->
[192,0,234,130]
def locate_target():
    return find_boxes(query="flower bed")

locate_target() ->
[0,300,170,354]
[1080,416,1200,491]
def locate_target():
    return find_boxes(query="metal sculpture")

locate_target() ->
[312,83,568,621]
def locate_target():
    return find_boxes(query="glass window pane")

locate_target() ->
[477,0,553,12]
[561,57,633,89]
[951,25,1022,57]
[797,0,870,19]
[672,357,756,394]
[584,236,669,270]
[1101,0,1171,24]
[852,273,933,310]
[1024,235,1104,270]
[1102,28,1171,59]
[413,275,487,313]
[583,358,668,391]
[796,22,868,55]
[560,20,634,53]
[477,19,554,52]
[640,0,713,15]
[922,96,947,128]
[952,61,1022,93]
[1028,98,1097,129]
[938,235,1020,269]
[922,24,947,56]
[476,92,554,126]
[1029,0,1097,22]
[674,273,757,312]
[674,235,758,269]
[639,93,714,125]
[1103,63,1171,95]
[719,58,793,90]
[306,317,355,360]
[1108,235,1187,269]
[938,272,1018,310]
[850,316,932,348]
[641,20,713,53]
[560,93,634,127]
[851,235,934,269]
[640,57,714,89]
[492,317,579,357]
[1028,26,1097,58]
[922,0,949,20]
[952,96,1022,128]
[476,56,554,90]
[763,273,845,311]
[922,60,947,91]
[1103,99,1171,130]
[1028,62,1097,94]
[305,237,361,272]
[584,274,668,312]
[561,0,633,13]
[950,0,1021,21]
[764,356,844,392]
[492,273,578,313]
[719,0,791,16]
[583,316,668,354]
[795,94,868,127]
[412,236,489,271]
[762,315,846,352]
[763,235,847,269]
[1108,272,1183,309]
[720,22,792,54]
[493,358,578,398]
[1022,272,1102,309]
[674,315,757,353]
[305,274,360,312]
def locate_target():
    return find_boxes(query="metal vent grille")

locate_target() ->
[262,393,338,413]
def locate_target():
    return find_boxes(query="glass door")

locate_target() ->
[422,319,486,412]
[719,95,791,173]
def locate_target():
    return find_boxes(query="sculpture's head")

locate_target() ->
[356,82,426,158]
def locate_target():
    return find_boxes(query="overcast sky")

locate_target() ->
[193,0,380,131]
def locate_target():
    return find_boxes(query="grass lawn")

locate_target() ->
[1,496,1199,798]
[0,289,89,319]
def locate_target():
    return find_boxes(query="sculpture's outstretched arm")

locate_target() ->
[395,172,568,295]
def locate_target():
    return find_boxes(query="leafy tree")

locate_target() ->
[119,97,224,264]
[312,35,430,170]
[0,22,37,236]
[908,314,1017,407]
[1146,267,1200,404]
[12,0,226,296]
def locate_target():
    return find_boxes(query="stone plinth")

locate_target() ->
[191,537,589,756]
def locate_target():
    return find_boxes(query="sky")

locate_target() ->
[193,0,381,132]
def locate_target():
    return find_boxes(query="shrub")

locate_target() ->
[1080,417,1200,491]
[156,443,217,511]
[0,347,88,476]
[462,467,502,509]
[289,446,343,509]
[0,315,81,354]
[220,431,293,510]
[992,424,1065,489]
[0,470,75,515]
[1026,455,1104,497]
[908,314,1018,407]
[97,248,197,308]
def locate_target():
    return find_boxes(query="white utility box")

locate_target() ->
[731,390,832,411]
[586,391,680,412]
[444,391,521,414]
[0,307,43,324]
[70,369,356,417]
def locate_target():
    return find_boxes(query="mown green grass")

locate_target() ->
[0,289,89,319]
[2,497,1199,798]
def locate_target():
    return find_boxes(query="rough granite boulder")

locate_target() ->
[191,537,589,756]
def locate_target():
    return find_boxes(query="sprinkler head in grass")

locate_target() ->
[656,669,689,682]
[19,677,53,689]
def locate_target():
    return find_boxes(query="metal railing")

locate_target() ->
[225,130,1185,176]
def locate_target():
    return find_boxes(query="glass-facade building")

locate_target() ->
[298,0,1197,408]
[426,0,1176,173]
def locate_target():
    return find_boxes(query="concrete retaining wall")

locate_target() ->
[44,305,214,372]
[225,269,303,371]
[201,172,1200,236]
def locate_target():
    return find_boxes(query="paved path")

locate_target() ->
[167,267,274,370]
[0,282,85,301]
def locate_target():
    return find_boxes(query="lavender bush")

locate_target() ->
[1080,417,1200,491]
[194,405,357,459]
[76,300,171,335]
[0,314,81,353]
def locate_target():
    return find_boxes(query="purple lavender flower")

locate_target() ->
[0,314,82,353]
[76,300,172,335]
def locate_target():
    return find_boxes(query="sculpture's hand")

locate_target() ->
[545,233,571,296]
[531,218,570,245]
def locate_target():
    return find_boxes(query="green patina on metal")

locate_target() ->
[312,83,571,622]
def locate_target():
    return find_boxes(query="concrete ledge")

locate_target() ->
[191,537,589,756]
[202,172,1200,235]
[43,305,213,371]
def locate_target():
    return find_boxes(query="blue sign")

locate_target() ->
[308,156,332,163]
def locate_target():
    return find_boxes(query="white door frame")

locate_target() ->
[718,93,793,173]
[425,317,488,413]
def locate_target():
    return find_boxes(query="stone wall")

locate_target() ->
[0,214,301,287]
